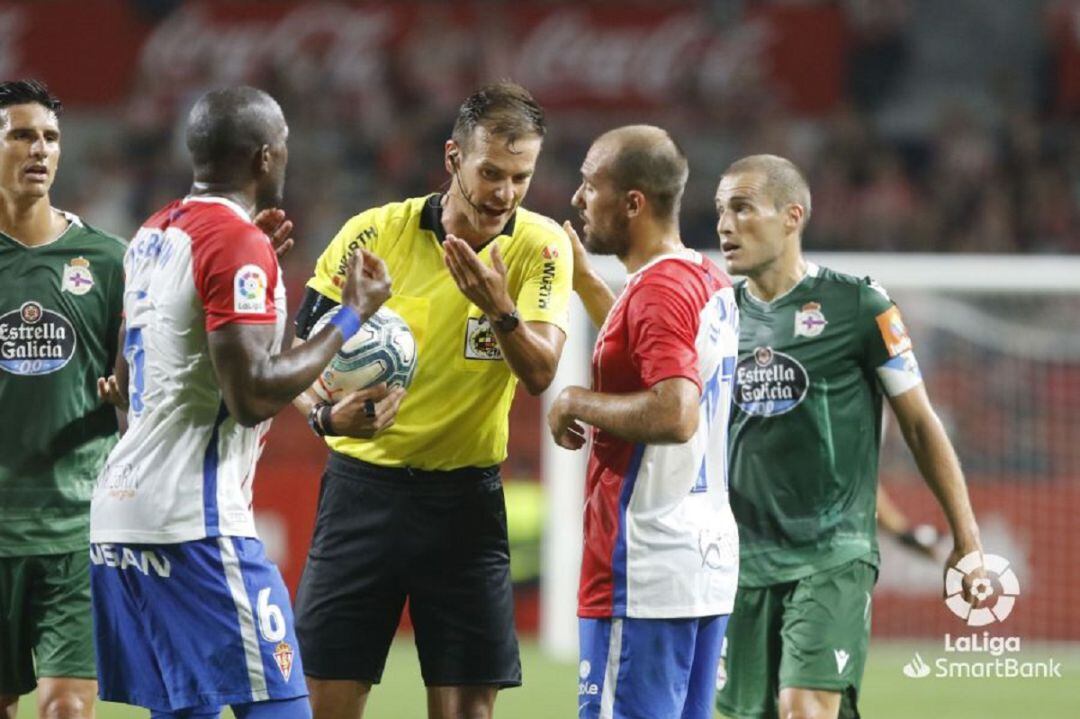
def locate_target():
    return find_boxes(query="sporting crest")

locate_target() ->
[273,641,294,681]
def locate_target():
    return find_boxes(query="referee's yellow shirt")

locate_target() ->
[306,194,573,470]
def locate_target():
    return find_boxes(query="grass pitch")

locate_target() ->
[15,640,1077,718]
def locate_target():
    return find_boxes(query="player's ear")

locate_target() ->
[445,140,460,175]
[255,144,272,176]
[625,189,645,219]
[784,203,805,232]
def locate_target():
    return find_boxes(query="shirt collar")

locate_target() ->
[183,195,252,223]
[743,262,820,307]
[418,193,517,245]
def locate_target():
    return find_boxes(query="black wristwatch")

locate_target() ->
[490,308,521,333]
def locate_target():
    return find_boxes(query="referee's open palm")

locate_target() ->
[443,235,513,316]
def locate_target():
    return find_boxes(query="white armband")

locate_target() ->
[876,349,923,397]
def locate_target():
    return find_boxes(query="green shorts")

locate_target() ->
[0,551,96,695]
[716,558,877,719]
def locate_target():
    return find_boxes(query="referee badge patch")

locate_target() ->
[464,316,503,360]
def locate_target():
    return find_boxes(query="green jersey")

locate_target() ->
[0,212,125,556]
[729,264,921,587]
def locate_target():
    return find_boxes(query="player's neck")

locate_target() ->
[622,222,683,274]
[188,184,255,218]
[746,255,809,303]
[0,193,66,247]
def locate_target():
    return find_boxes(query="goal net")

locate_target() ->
[539,252,1080,658]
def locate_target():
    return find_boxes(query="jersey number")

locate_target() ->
[123,326,145,416]
[257,587,287,643]
[691,355,736,493]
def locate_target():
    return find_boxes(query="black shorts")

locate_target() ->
[294,452,521,688]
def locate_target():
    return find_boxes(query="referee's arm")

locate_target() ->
[491,320,566,395]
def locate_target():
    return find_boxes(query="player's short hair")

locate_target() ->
[602,125,689,222]
[724,154,812,223]
[185,86,284,168]
[0,79,63,124]
[451,81,546,153]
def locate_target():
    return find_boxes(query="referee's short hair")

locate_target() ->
[0,80,62,124]
[452,82,546,153]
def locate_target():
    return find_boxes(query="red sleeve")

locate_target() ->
[625,277,703,392]
[191,222,279,332]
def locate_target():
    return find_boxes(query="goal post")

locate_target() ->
[539,252,1080,660]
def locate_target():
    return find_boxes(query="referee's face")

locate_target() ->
[447,125,541,242]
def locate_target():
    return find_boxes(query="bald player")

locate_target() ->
[88,86,391,719]
[712,155,982,719]
[550,125,740,719]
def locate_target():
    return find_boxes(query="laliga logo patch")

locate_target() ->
[794,301,827,338]
[234,264,268,314]
[945,552,1020,626]
[464,316,502,360]
[273,641,294,681]
[542,245,559,260]
[61,256,94,296]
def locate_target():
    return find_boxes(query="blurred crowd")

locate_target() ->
[47,0,1079,265]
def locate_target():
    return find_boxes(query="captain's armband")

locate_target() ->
[876,349,923,397]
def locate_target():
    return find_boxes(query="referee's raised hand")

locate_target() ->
[341,249,392,321]
[443,234,514,317]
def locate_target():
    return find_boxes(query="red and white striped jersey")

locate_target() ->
[578,251,740,619]
[91,197,286,544]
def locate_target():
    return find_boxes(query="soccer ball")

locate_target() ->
[310,306,417,401]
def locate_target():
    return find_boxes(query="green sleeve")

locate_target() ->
[858,278,914,371]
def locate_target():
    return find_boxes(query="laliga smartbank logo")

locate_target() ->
[944,551,1019,626]
[901,552,1062,680]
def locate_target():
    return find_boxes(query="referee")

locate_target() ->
[291,82,572,719]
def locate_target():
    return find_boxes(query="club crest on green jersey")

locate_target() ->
[734,346,809,417]
[794,301,827,338]
[61,256,95,296]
